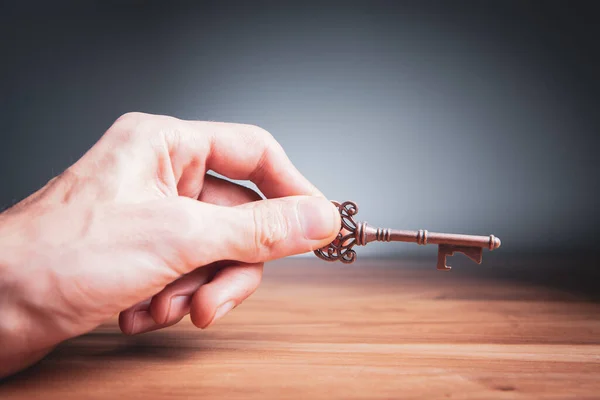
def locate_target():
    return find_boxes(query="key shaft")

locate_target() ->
[357,224,501,250]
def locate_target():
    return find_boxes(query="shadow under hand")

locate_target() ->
[1,327,214,388]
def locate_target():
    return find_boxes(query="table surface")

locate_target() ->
[1,258,599,399]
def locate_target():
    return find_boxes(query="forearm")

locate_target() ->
[0,211,53,378]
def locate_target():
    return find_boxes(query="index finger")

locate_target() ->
[181,120,323,199]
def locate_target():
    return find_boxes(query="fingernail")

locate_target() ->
[206,300,236,328]
[297,197,339,240]
[167,295,189,323]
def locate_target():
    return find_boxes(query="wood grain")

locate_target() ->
[1,259,599,399]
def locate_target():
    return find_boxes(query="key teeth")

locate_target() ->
[438,264,452,271]
[437,245,483,270]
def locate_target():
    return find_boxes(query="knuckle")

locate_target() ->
[247,124,273,141]
[246,124,279,150]
[131,117,159,139]
[108,113,180,142]
[251,203,289,258]
[136,115,184,146]
[106,112,146,142]
[115,112,145,125]
[243,125,283,183]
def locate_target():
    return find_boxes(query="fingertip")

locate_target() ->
[190,287,216,329]
[206,301,237,329]
[297,196,342,245]
[190,263,263,328]
[326,199,342,243]
[118,311,135,335]
[119,299,152,335]
[191,291,237,329]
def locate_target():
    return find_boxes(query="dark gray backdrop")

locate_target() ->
[1,1,598,261]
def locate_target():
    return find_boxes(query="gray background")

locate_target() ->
[1,1,598,260]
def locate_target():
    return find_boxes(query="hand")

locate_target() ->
[0,112,340,377]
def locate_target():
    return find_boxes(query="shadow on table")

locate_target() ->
[451,251,600,301]
[368,250,599,302]
[1,329,214,386]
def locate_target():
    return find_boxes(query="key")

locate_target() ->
[314,201,501,270]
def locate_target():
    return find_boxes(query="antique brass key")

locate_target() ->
[314,201,501,270]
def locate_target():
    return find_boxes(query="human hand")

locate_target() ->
[0,113,340,377]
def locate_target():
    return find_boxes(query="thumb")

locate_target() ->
[168,196,341,268]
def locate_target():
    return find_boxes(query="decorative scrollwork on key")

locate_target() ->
[314,201,359,263]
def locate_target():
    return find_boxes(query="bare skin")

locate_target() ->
[0,112,340,378]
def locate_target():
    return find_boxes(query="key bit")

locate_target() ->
[314,201,501,270]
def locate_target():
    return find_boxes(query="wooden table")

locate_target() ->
[1,258,599,399]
